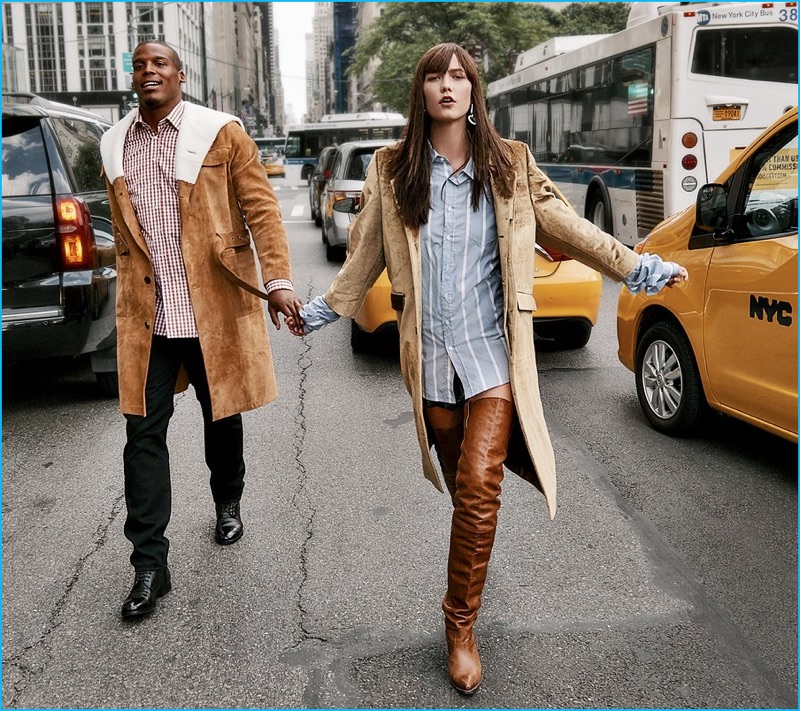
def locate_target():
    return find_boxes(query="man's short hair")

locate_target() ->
[132,40,183,71]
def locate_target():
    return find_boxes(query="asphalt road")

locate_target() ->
[2,176,797,709]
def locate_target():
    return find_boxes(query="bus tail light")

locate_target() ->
[57,197,97,270]
[681,132,698,148]
[681,154,698,170]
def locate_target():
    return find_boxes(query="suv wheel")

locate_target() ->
[95,370,119,398]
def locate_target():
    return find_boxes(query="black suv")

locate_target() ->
[2,94,118,395]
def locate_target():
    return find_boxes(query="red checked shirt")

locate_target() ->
[123,102,291,338]
[123,102,197,338]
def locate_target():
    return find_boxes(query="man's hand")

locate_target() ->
[266,289,304,332]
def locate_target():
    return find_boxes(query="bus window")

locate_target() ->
[692,27,798,83]
[487,2,797,246]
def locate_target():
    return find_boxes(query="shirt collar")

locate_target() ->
[134,100,185,131]
[428,140,474,180]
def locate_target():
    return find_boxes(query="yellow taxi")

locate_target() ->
[617,107,798,442]
[348,196,603,353]
[263,157,285,178]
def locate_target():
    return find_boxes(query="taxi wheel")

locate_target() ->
[548,321,592,349]
[350,320,372,353]
[635,321,704,436]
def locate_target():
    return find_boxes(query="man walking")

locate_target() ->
[100,41,302,619]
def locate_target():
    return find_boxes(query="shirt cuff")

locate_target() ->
[264,279,294,295]
[299,295,340,334]
[624,253,681,295]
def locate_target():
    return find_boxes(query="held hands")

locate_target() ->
[284,313,305,336]
[266,289,304,333]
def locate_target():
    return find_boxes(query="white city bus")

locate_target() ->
[285,112,407,182]
[487,1,798,245]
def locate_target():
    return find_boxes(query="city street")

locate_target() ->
[2,176,797,709]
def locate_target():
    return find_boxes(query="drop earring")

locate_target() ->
[467,103,476,126]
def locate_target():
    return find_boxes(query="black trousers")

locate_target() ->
[123,336,245,571]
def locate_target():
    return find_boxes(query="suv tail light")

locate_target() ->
[332,190,361,208]
[537,244,572,262]
[57,197,97,270]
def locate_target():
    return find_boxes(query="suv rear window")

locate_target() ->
[345,150,377,181]
[2,118,52,197]
[50,117,105,192]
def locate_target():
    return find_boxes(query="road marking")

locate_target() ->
[290,205,304,217]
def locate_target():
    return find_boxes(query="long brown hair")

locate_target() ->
[386,43,515,229]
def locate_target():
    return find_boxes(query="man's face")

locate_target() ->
[131,43,185,111]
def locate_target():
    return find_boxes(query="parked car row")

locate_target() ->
[2,94,119,395]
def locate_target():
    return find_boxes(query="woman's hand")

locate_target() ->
[666,266,689,287]
[284,314,305,336]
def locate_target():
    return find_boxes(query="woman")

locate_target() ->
[290,43,687,694]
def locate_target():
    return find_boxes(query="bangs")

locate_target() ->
[420,43,462,76]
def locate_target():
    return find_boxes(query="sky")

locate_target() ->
[272,2,574,123]
[273,2,316,123]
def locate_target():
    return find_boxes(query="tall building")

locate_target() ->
[307,2,332,122]
[2,1,284,133]
[331,2,356,114]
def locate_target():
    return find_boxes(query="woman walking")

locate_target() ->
[290,43,687,694]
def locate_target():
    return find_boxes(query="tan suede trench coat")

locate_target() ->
[100,102,292,421]
[324,140,638,519]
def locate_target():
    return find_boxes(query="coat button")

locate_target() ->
[144,276,151,284]
[145,321,150,329]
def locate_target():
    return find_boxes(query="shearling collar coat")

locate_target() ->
[100,102,292,421]
[324,141,638,519]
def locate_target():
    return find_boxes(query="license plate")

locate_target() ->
[712,105,742,121]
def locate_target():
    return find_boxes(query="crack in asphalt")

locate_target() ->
[3,494,125,708]
[289,295,328,650]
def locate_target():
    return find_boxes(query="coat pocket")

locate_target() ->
[516,291,536,312]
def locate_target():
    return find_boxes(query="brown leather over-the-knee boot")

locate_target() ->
[442,397,513,694]
[425,405,465,504]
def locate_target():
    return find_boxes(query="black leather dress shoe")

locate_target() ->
[215,501,243,545]
[120,567,172,619]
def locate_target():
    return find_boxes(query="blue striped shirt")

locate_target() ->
[421,146,509,403]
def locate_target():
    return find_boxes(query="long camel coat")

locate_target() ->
[324,141,638,519]
[100,102,292,421]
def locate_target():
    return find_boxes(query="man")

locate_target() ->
[100,41,302,619]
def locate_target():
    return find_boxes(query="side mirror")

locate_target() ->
[333,198,359,214]
[696,183,729,231]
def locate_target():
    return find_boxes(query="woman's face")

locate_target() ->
[422,53,473,126]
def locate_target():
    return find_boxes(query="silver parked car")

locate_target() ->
[321,139,398,261]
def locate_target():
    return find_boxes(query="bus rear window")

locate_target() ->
[692,27,797,84]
